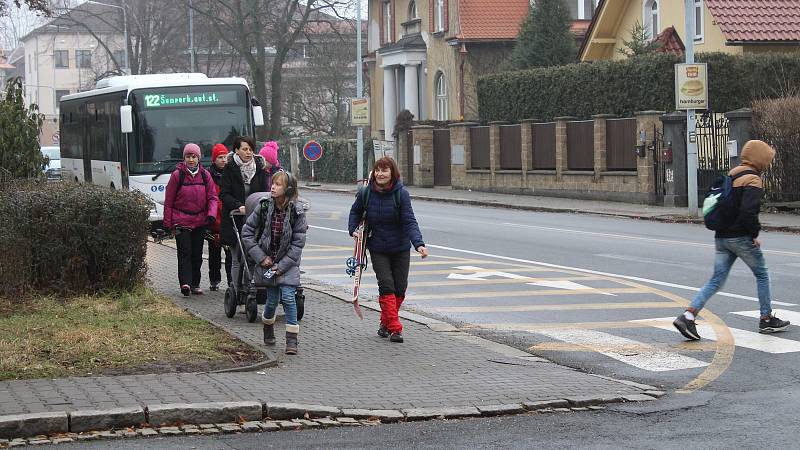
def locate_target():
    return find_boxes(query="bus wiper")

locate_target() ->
[150,159,183,181]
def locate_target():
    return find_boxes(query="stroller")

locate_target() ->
[223,194,306,323]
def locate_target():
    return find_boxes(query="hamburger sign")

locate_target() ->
[675,63,708,110]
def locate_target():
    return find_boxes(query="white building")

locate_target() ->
[20,2,125,145]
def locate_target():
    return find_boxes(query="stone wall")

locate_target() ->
[411,112,665,204]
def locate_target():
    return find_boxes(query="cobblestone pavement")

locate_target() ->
[0,242,644,415]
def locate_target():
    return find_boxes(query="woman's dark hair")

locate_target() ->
[233,136,256,151]
[371,156,400,184]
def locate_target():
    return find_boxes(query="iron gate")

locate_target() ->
[696,111,730,196]
[652,126,667,200]
[433,129,451,186]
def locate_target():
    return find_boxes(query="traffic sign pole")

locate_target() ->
[302,140,324,186]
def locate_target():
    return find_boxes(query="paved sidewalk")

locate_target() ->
[0,242,650,417]
[303,183,800,232]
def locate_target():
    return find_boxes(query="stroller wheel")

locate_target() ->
[296,287,305,321]
[246,296,258,323]
[224,287,237,318]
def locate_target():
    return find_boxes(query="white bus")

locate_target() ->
[59,73,264,223]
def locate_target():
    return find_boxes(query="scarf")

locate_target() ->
[372,180,394,193]
[187,165,199,177]
[234,154,257,184]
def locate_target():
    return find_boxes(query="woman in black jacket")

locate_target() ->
[219,136,268,291]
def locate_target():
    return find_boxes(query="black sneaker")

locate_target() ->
[759,315,790,334]
[673,314,700,340]
[377,325,389,338]
[389,332,404,343]
[180,284,191,297]
[209,282,220,292]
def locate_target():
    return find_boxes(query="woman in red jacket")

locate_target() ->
[163,143,219,296]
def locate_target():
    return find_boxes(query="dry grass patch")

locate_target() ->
[0,288,262,380]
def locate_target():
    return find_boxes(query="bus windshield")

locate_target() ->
[128,85,251,174]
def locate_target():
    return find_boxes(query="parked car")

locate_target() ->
[41,146,61,181]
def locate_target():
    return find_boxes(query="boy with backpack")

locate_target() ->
[673,140,790,340]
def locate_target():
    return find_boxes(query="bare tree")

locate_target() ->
[51,0,190,76]
[0,0,51,18]
[190,0,350,139]
[284,21,358,137]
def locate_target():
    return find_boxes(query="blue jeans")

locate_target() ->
[689,237,772,317]
[262,285,298,329]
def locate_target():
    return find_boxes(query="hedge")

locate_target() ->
[752,97,800,203]
[478,52,800,122]
[0,181,151,297]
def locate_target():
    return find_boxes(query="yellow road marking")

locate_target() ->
[411,287,648,301]
[428,302,679,313]
[359,276,605,288]
[304,246,353,252]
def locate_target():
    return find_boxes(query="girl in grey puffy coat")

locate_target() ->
[241,171,307,355]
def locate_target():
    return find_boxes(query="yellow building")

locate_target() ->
[581,0,800,61]
[366,0,598,141]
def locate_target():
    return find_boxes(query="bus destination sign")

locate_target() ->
[142,91,238,108]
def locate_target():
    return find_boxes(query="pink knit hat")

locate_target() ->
[183,143,201,158]
[259,141,280,166]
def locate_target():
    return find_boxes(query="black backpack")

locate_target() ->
[357,185,401,222]
[703,169,757,231]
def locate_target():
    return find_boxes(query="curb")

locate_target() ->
[301,185,800,234]
[0,394,661,443]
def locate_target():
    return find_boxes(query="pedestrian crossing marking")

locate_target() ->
[410,287,648,301]
[529,341,718,352]
[301,263,562,271]
[460,321,665,331]
[632,316,800,354]
[528,328,709,372]
[731,309,800,325]
[428,301,680,313]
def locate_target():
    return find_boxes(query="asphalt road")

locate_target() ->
[66,191,800,448]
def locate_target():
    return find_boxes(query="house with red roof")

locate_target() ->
[580,0,800,61]
[367,0,598,141]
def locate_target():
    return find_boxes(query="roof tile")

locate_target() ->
[705,0,800,42]
[457,0,530,40]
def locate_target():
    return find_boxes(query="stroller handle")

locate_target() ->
[230,210,247,218]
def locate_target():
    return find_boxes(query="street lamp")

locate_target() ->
[85,0,129,75]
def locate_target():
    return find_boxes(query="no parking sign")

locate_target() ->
[303,140,323,162]
[303,140,323,184]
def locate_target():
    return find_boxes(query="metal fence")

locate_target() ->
[695,111,730,196]
[470,126,490,169]
[499,125,522,170]
[532,122,556,170]
[566,120,594,170]
[606,118,637,171]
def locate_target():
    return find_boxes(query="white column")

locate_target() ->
[403,64,419,119]
[383,66,397,141]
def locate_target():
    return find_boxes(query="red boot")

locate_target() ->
[395,295,405,313]
[378,294,402,334]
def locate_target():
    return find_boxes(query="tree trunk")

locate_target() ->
[268,60,284,140]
